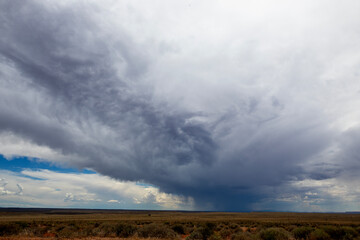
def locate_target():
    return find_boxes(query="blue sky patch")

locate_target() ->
[0,154,95,174]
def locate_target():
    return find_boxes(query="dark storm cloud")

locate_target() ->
[332,127,360,175]
[1,0,360,210]
[0,0,217,188]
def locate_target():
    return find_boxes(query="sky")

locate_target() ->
[0,0,360,212]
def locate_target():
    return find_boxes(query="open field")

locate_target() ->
[0,208,360,239]
[1,208,360,224]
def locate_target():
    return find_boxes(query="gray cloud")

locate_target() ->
[1,0,360,210]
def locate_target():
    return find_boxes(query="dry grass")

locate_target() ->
[0,209,359,239]
[1,210,359,225]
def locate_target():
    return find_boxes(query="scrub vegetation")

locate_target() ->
[0,209,359,239]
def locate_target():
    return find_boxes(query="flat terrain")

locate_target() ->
[1,208,360,224]
[0,208,359,239]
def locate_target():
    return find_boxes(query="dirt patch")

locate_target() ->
[181,234,190,239]
[240,227,248,232]
[43,233,56,237]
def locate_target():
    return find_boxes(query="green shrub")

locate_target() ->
[29,224,49,237]
[96,222,116,237]
[200,225,215,239]
[258,227,289,240]
[230,223,239,230]
[76,224,95,237]
[216,223,226,231]
[137,223,177,239]
[0,223,21,236]
[320,226,343,240]
[318,225,358,240]
[172,224,186,234]
[186,223,216,240]
[115,223,137,237]
[293,226,313,240]
[187,229,204,240]
[219,228,232,238]
[309,229,330,240]
[15,221,29,229]
[209,233,222,240]
[231,232,254,240]
[57,225,78,238]
[341,226,358,240]
[205,222,217,231]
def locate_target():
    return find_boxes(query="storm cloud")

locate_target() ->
[1,0,360,211]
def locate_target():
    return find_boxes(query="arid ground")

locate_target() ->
[0,208,359,239]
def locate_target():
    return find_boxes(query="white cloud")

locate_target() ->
[293,178,360,203]
[0,132,84,166]
[272,177,360,212]
[0,169,194,210]
[16,183,23,195]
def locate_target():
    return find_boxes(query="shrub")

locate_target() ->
[115,223,137,237]
[341,226,358,240]
[15,221,29,229]
[258,227,289,240]
[231,232,254,240]
[95,222,116,237]
[76,224,94,237]
[309,229,330,240]
[187,229,204,240]
[216,223,226,231]
[318,225,358,240]
[230,223,239,230]
[219,228,233,238]
[320,226,343,240]
[137,223,177,239]
[205,222,216,231]
[186,223,216,240]
[201,225,215,239]
[29,224,50,237]
[0,223,21,236]
[172,224,186,234]
[209,233,222,240]
[293,226,313,240]
[57,225,78,238]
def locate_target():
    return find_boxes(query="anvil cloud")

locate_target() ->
[1,0,360,211]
